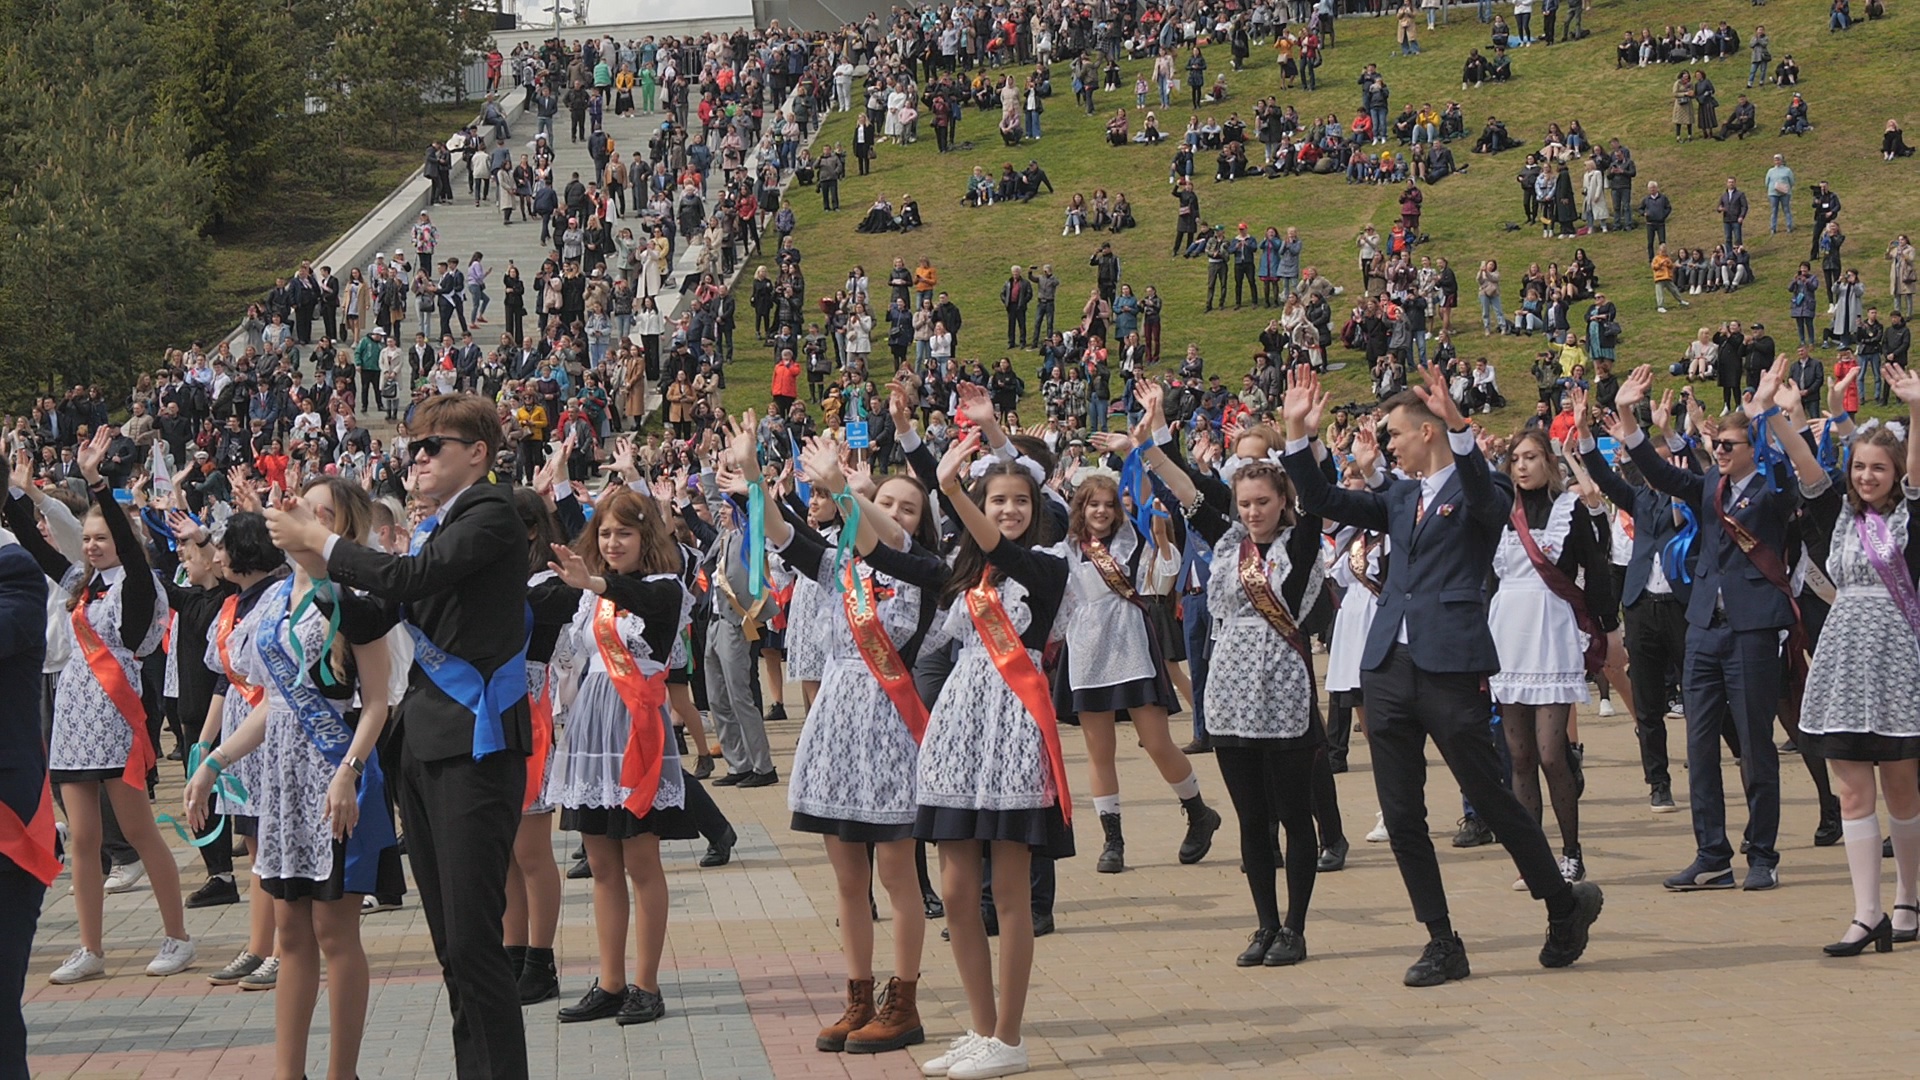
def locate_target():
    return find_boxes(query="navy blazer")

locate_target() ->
[1283,438,1511,675]
[1625,435,1800,631]
[1581,445,1695,610]
[0,543,47,837]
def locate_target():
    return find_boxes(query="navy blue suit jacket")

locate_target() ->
[1283,439,1510,675]
[0,543,48,837]
[1625,435,1800,631]
[1581,445,1695,610]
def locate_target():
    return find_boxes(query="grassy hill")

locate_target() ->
[725,0,1918,430]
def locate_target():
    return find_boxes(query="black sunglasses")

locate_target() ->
[414,435,481,458]
[1712,439,1749,453]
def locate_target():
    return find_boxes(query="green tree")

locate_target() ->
[0,0,210,404]
[320,0,492,147]
[153,0,303,231]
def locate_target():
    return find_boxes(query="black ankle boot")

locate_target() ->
[505,944,528,982]
[1177,795,1222,865]
[1097,812,1125,873]
[1814,797,1842,847]
[518,947,560,1005]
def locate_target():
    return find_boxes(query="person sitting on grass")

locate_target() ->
[1781,93,1811,136]
[1106,108,1130,146]
[1133,111,1165,144]
[857,193,896,233]
[964,166,994,207]
[1714,95,1757,141]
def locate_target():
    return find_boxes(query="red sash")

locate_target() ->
[1713,477,1809,689]
[1508,501,1608,675]
[965,572,1072,825]
[593,598,671,817]
[524,676,554,812]
[216,595,265,709]
[842,561,929,743]
[0,778,62,886]
[71,603,154,789]
[1237,538,1314,671]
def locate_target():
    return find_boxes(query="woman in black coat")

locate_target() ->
[1714,320,1747,414]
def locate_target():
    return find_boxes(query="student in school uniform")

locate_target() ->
[5,432,195,985]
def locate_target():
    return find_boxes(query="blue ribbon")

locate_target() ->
[1749,407,1787,480]
[256,578,394,894]
[288,578,344,688]
[827,496,863,607]
[746,483,768,599]
[1119,446,1169,550]
[1816,420,1839,472]
[409,515,439,555]
[790,432,810,503]
[1661,502,1698,585]
[405,604,532,760]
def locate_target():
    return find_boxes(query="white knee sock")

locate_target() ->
[1889,812,1920,914]
[1843,815,1884,927]
[1093,794,1121,817]
[1171,771,1201,801]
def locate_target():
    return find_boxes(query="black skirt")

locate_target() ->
[1148,593,1189,663]
[260,840,349,903]
[791,812,915,843]
[1055,673,1182,721]
[50,767,123,784]
[915,804,1076,861]
[1803,731,1920,763]
[1211,707,1329,753]
[563,803,700,841]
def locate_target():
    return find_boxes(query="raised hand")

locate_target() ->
[1567,384,1590,430]
[1649,387,1674,433]
[1776,378,1807,420]
[845,454,876,498]
[76,429,108,484]
[1351,422,1380,476]
[265,494,327,554]
[1600,407,1634,444]
[165,509,203,546]
[1410,362,1465,430]
[887,382,913,432]
[1134,377,1164,427]
[936,430,983,491]
[1280,365,1322,439]
[1614,364,1654,412]
[1888,364,1920,409]
[727,410,760,475]
[649,477,676,503]
[609,435,638,478]
[1088,430,1133,456]
[10,450,34,493]
[1748,356,1789,418]
[548,541,595,590]
[229,467,262,513]
[800,435,847,493]
[955,381,996,429]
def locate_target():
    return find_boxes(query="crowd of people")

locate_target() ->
[8,4,1920,1080]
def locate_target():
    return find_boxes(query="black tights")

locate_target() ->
[1502,703,1581,856]
[1216,742,1319,932]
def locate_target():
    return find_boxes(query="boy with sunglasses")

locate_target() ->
[267,392,532,1079]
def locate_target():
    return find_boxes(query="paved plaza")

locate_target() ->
[24,683,1920,1079]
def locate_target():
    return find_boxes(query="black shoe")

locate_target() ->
[1262,927,1307,967]
[167,745,185,762]
[1404,934,1471,987]
[1892,904,1919,944]
[566,858,593,880]
[1177,797,1221,864]
[922,893,945,920]
[1888,837,1897,859]
[768,703,788,722]
[1567,741,1586,799]
[1540,882,1605,968]
[186,876,239,908]
[1814,798,1842,847]
[1097,812,1125,873]
[1824,914,1894,956]
[558,981,625,1022]
[615,985,666,1024]
[738,770,779,788]
[1451,816,1495,848]
[1180,738,1213,754]
[1650,783,1678,813]
[1327,755,1348,775]
[939,911,1000,942]
[1236,928,1279,967]
[518,948,560,1005]
[1317,838,1349,873]
[693,755,715,780]
[1663,861,1735,891]
[1033,912,1055,938]
[1742,865,1780,891]
[712,770,750,787]
[699,826,738,868]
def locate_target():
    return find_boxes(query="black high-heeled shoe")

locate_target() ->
[1823,914,1894,957]
[1893,904,1919,945]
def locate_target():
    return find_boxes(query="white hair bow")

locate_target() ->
[969,453,1048,487]
[1216,450,1284,484]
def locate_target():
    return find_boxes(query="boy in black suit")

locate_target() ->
[1280,364,1603,987]
[0,531,49,1078]
[269,393,530,1079]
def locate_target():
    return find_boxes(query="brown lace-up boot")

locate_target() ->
[845,976,925,1053]
[814,977,876,1052]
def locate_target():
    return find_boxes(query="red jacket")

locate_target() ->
[771,359,801,399]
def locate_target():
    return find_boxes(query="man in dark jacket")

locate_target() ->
[0,533,48,1080]
[1001,265,1033,348]
[1641,180,1673,262]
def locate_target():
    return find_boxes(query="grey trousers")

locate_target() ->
[704,618,772,775]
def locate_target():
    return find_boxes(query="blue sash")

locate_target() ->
[408,515,439,555]
[404,605,533,760]
[256,579,395,896]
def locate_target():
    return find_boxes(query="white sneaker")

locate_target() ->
[103,861,146,894]
[49,947,106,985]
[1657,307,1668,313]
[1366,811,1390,843]
[1512,874,1529,891]
[1598,698,1616,718]
[146,936,196,977]
[923,1031,987,1076]
[949,1037,1030,1080]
